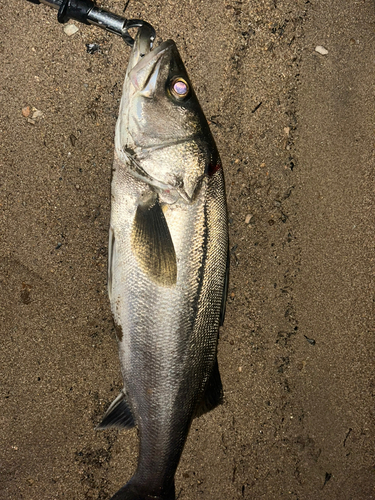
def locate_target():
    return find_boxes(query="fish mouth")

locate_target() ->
[129,26,175,68]
[127,28,176,96]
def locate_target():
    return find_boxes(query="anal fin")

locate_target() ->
[96,390,135,430]
[194,359,223,418]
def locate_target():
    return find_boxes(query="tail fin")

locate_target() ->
[109,479,175,500]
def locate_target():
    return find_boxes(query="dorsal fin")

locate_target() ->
[220,246,230,326]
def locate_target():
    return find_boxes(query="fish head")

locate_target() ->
[115,27,219,202]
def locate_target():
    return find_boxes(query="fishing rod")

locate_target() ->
[26,0,156,47]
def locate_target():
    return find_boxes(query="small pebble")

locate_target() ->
[245,214,253,224]
[238,366,242,373]
[22,106,30,117]
[86,43,100,54]
[304,335,316,345]
[31,109,43,120]
[315,45,328,55]
[283,127,290,136]
[64,24,79,36]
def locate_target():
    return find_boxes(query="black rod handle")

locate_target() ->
[25,0,156,46]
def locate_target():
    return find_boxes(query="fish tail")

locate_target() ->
[109,478,175,500]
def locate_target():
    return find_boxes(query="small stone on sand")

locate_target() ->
[31,109,43,120]
[315,45,328,55]
[64,24,79,36]
[22,106,30,117]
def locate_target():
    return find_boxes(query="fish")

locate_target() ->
[97,25,229,500]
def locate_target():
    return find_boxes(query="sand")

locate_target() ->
[1,0,374,498]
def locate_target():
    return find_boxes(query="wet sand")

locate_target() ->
[1,0,374,498]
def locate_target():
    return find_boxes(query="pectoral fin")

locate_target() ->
[131,197,177,286]
[96,390,135,430]
[194,359,223,418]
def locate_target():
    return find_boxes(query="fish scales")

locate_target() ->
[100,26,228,500]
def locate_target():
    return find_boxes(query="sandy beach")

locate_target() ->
[1,0,374,498]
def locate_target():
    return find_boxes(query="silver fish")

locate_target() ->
[98,26,229,500]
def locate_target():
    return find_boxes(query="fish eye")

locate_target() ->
[170,78,189,99]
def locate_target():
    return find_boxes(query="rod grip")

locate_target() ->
[57,0,95,24]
